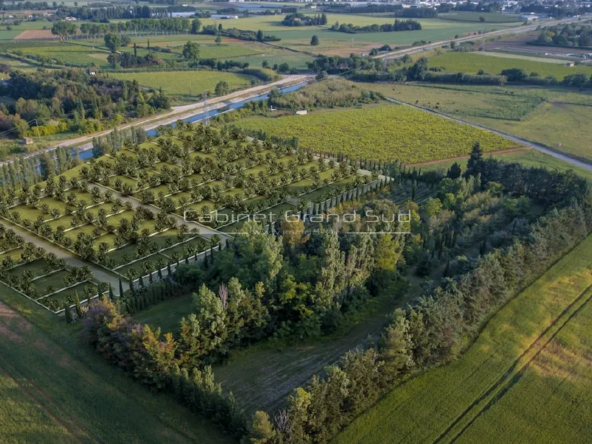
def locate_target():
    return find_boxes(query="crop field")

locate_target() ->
[3,41,111,66]
[109,70,256,102]
[0,20,49,40]
[0,287,231,444]
[364,83,592,162]
[428,51,592,80]
[235,102,517,162]
[365,82,554,121]
[336,233,592,444]
[438,12,522,22]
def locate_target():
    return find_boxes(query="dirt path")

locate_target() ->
[384,97,592,171]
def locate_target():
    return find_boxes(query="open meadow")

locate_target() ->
[336,233,592,444]
[427,51,592,80]
[364,83,592,162]
[235,102,517,162]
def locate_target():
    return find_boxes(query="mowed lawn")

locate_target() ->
[235,103,517,162]
[110,70,255,101]
[336,234,592,444]
[428,51,592,80]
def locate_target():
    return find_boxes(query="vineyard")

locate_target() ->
[336,233,592,444]
[235,104,517,162]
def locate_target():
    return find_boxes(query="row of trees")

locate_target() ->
[247,152,592,443]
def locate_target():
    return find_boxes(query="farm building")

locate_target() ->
[22,137,34,145]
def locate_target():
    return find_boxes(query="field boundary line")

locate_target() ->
[434,282,592,444]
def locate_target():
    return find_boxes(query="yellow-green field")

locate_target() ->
[364,83,592,162]
[235,102,517,162]
[336,233,592,444]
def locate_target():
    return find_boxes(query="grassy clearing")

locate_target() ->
[469,99,592,162]
[109,70,255,103]
[235,102,517,162]
[364,82,555,121]
[336,234,592,444]
[0,283,232,444]
[428,51,592,80]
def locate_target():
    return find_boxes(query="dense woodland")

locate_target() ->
[282,13,328,27]
[0,70,169,138]
[534,23,592,48]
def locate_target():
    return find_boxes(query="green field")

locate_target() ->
[0,20,50,40]
[200,15,520,56]
[364,83,592,162]
[336,233,592,444]
[0,283,231,444]
[3,41,111,67]
[428,51,592,80]
[110,70,256,103]
[235,102,517,162]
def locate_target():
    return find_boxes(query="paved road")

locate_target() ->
[375,16,590,61]
[0,75,312,168]
[384,97,592,171]
[2,220,124,295]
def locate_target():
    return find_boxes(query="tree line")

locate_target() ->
[330,19,421,34]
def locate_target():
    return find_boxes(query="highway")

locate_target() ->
[374,16,590,61]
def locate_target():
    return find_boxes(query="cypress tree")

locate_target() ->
[119,277,124,298]
[64,302,73,323]
[74,293,83,319]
